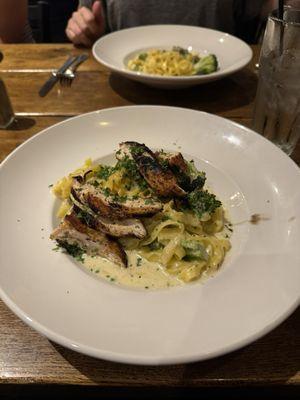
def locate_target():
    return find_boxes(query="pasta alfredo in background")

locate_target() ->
[127,46,218,76]
[50,142,231,289]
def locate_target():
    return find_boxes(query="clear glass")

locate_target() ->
[0,78,14,129]
[252,6,300,155]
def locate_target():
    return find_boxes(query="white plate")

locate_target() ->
[0,106,299,365]
[92,25,253,88]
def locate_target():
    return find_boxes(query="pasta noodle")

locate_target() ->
[127,47,218,76]
[121,201,231,283]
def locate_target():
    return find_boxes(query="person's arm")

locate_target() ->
[66,0,105,47]
[0,0,28,43]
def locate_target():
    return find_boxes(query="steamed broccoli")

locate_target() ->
[188,189,221,218]
[181,240,209,261]
[193,54,218,75]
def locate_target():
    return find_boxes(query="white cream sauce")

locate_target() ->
[83,251,183,290]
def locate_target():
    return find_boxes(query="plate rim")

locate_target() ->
[0,282,299,365]
[92,24,253,82]
[0,105,299,365]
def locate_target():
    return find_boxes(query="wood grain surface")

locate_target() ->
[0,44,299,391]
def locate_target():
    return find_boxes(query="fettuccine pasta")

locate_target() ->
[127,46,218,76]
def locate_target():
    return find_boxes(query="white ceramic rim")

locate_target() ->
[0,106,299,365]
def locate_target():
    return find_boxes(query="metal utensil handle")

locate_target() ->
[69,54,89,72]
[56,55,77,75]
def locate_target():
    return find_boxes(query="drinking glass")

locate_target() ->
[0,78,15,129]
[252,6,300,155]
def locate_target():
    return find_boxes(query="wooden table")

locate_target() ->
[0,44,299,398]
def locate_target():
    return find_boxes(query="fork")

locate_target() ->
[58,54,89,87]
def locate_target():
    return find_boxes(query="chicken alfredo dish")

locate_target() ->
[50,142,231,289]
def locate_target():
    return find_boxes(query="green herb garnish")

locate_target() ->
[188,189,221,218]
[96,165,114,180]
[58,242,85,262]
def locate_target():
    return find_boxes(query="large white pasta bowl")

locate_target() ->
[0,106,299,365]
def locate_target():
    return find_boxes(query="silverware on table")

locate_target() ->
[58,54,89,87]
[38,55,77,97]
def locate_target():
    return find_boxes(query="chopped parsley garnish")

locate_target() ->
[160,159,169,171]
[115,155,149,191]
[76,209,94,226]
[102,187,111,197]
[58,242,85,262]
[48,184,53,188]
[91,180,99,187]
[96,165,114,180]
[188,189,222,218]
[130,144,144,157]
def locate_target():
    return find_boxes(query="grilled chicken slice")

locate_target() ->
[157,151,189,173]
[72,179,162,219]
[156,151,206,192]
[50,213,127,267]
[70,191,147,239]
[94,216,146,239]
[117,142,186,197]
[155,151,191,191]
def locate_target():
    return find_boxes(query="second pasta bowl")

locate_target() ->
[93,25,253,88]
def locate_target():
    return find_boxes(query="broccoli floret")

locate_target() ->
[181,240,209,261]
[138,53,148,61]
[193,54,218,75]
[188,189,222,218]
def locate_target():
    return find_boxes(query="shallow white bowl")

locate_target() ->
[0,106,299,365]
[93,25,253,88]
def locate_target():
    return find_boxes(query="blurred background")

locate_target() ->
[28,0,78,42]
[27,0,265,44]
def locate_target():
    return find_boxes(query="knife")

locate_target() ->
[39,56,77,97]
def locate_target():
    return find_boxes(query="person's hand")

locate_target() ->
[66,1,105,47]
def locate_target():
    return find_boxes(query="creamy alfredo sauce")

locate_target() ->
[83,251,182,289]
